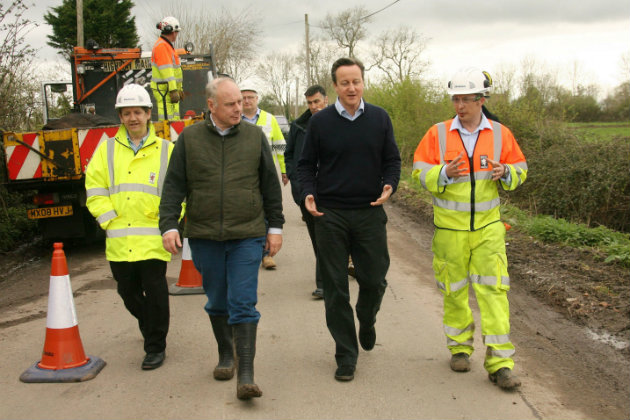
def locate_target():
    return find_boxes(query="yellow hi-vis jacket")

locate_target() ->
[256,110,286,174]
[151,36,182,94]
[412,119,527,231]
[85,125,173,262]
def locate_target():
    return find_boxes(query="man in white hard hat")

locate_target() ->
[412,67,528,391]
[151,16,183,120]
[86,84,175,370]
[241,86,288,270]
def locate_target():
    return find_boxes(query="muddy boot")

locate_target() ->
[209,315,235,380]
[450,353,471,372]
[233,323,262,399]
[488,367,521,390]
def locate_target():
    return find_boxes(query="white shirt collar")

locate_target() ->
[451,113,492,134]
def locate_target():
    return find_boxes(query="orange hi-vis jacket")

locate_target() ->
[412,119,527,231]
[151,36,182,94]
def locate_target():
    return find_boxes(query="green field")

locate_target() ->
[567,121,630,142]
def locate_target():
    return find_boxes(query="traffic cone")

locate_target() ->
[169,238,204,295]
[20,242,106,383]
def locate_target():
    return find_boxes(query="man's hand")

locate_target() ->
[445,151,468,179]
[371,184,393,206]
[265,233,282,257]
[281,173,289,186]
[488,158,507,181]
[162,230,182,255]
[305,194,324,217]
[169,90,180,103]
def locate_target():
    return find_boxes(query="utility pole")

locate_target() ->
[76,0,84,47]
[295,77,299,118]
[305,14,311,86]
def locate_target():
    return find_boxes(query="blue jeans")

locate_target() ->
[189,237,265,324]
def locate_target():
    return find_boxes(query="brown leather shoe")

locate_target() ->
[261,255,276,269]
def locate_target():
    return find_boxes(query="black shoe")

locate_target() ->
[489,367,521,390]
[311,288,324,299]
[142,351,165,370]
[359,325,376,351]
[335,365,355,381]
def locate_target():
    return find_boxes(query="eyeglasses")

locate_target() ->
[451,95,481,104]
[242,95,257,101]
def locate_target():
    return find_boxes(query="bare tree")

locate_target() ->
[370,27,429,85]
[0,0,41,132]
[320,6,371,58]
[257,52,298,119]
[297,36,336,95]
[145,5,262,82]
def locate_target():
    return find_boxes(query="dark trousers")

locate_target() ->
[314,206,389,367]
[300,200,323,290]
[109,259,169,353]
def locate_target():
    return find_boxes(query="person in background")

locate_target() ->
[151,16,183,120]
[85,84,173,370]
[159,77,284,400]
[241,87,288,270]
[297,57,401,382]
[285,84,328,299]
[412,67,528,391]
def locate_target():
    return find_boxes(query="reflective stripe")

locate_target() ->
[412,161,433,189]
[156,63,175,70]
[483,334,511,345]
[272,141,286,153]
[157,139,170,196]
[97,210,117,224]
[493,122,502,160]
[449,277,468,292]
[489,348,515,358]
[447,338,473,347]
[444,323,474,337]
[86,187,110,198]
[107,137,116,187]
[110,183,159,196]
[105,137,169,197]
[433,196,500,212]
[475,171,493,181]
[436,122,447,164]
[470,274,510,287]
[106,227,161,238]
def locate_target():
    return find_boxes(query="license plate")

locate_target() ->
[27,205,73,219]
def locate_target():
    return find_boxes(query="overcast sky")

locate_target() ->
[23,0,630,97]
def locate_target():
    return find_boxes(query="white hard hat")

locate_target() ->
[240,87,257,94]
[157,16,181,33]
[447,67,492,96]
[115,84,153,109]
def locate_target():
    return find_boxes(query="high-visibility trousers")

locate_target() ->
[152,88,180,121]
[431,221,515,373]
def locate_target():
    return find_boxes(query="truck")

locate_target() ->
[1,44,217,241]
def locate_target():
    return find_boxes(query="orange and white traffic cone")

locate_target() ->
[169,237,204,295]
[20,242,105,383]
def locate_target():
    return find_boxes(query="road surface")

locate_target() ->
[0,185,594,419]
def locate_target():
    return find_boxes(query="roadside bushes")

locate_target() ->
[0,189,38,252]
[508,134,629,233]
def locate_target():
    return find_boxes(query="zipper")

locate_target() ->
[220,136,225,239]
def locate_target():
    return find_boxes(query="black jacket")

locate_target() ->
[285,108,311,205]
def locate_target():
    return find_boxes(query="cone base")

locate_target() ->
[20,356,106,383]
[168,283,204,295]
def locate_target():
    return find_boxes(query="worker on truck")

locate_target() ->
[85,84,174,371]
[151,16,183,120]
[412,67,528,391]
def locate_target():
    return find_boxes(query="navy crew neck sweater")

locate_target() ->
[297,102,401,209]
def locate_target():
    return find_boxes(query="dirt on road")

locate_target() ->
[390,181,630,420]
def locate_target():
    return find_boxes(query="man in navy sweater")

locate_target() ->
[297,57,401,382]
